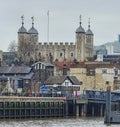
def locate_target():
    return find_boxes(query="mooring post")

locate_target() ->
[100,104,103,117]
[106,85,111,125]
[76,105,79,117]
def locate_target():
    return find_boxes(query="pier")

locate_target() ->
[0,96,66,119]
[0,89,120,119]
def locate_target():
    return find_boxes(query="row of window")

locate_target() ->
[27,52,74,58]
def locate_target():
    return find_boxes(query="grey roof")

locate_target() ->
[0,66,32,74]
[21,72,34,79]
[18,26,27,33]
[86,29,93,35]
[28,26,38,34]
[76,24,85,34]
[45,76,81,85]
[0,72,34,80]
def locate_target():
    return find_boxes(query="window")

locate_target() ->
[49,52,52,56]
[106,81,109,85]
[60,52,63,57]
[70,52,74,57]
[102,69,107,74]
[38,52,41,56]
[65,81,69,86]
[87,68,95,76]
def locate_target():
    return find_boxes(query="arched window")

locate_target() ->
[70,52,74,58]
[60,52,63,57]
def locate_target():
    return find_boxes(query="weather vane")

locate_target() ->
[31,16,34,27]
[79,15,82,24]
[21,15,24,25]
[88,17,91,29]
[31,16,34,23]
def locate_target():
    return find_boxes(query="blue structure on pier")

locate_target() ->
[85,89,120,102]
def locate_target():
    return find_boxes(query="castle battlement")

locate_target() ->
[38,42,74,46]
[65,42,68,45]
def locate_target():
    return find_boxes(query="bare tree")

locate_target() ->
[18,39,37,63]
[8,40,18,52]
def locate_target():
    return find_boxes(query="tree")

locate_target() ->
[18,39,37,64]
[8,40,17,52]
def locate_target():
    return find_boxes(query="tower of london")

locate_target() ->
[18,16,94,63]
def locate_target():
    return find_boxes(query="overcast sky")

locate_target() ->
[0,0,120,51]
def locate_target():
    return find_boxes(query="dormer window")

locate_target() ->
[102,69,107,74]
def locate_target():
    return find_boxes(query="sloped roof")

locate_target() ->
[0,66,32,74]
[45,76,81,85]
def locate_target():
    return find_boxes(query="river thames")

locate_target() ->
[0,117,119,127]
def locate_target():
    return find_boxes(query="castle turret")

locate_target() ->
[28,17,38,44]
[18,16,27,44]
[18,16,28,59]
[75,15,86,62]
[86,18,94,59]
[18,16,27,34]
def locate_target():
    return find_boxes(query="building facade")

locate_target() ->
[18,16,94,63]
[69,62,116,92]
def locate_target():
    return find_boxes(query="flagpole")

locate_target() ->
[47,10,49,44]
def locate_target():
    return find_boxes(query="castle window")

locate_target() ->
[49,52,52,56]
[38,52,41,56]
[60,52,63,57]
[70,52,74,58]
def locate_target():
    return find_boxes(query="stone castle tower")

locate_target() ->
[18,16,38,63]
[18,16,94,63]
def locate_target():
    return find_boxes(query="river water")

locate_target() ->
[0,117,119,127]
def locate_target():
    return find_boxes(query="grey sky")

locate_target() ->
[0,0,120,51]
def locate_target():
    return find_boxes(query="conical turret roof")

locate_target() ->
[28,16,38,34]
[86,29,93,35]
[18,26,27,33]
[86,18,93,35]
[76,15,85,34]
[18,15,27,34]
[28,26,38,34]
